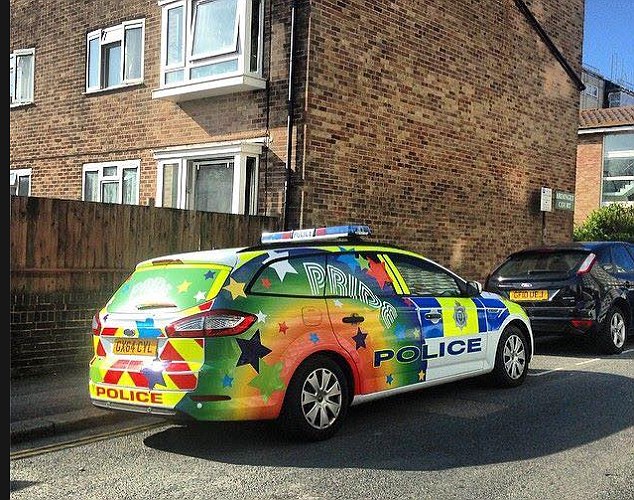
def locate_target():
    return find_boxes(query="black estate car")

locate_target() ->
[484,241,634,354]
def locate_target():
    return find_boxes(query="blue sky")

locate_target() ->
[582,0,634,85]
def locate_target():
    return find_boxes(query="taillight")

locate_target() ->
[576,253,596,275]
[571,319,594,331]
[165,309,257,338]
[91,313,101,336]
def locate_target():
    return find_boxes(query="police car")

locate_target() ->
[89,225,533,441]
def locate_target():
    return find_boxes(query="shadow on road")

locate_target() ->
[143,355,634,471]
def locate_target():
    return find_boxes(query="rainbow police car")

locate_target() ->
[89,225,533,440]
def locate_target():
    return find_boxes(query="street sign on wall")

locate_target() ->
[555,190,575,211]
[540,187,553,212]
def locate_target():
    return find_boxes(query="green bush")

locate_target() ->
[573,204,634,242]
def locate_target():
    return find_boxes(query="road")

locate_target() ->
[9,337,634,500]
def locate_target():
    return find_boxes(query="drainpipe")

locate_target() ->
[283,0,298,230]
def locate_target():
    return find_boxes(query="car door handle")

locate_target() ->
[425,312,442,320]
[342,314,365,324]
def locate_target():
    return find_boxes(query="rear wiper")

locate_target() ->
[136,303,178,310]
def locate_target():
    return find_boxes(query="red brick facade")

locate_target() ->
[10,0,584,280]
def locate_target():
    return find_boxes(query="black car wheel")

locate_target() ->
[489,324,529,388]
[278,355,349,441]
[596,306,627,355]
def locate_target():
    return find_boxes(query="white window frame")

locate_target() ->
[82,160,141,205]
[86,19,145,93]
[10,168,32,196]
[601,133,634,207]
[10,48,35,107]
[153,0,266,102]
[154,140,262,214]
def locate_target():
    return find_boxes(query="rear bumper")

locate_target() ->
[528,316,597,337]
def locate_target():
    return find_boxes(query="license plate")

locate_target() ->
[509,290,548,301]
[113,338,158,356]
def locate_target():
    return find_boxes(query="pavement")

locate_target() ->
[10,368,153,445]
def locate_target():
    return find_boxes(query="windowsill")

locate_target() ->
[10,101,34,109]
[152,74,266,103]
[84,82,144,96]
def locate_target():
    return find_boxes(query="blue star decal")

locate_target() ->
[394,324,406,340]
[204,270,216,280]
[336,253,359,270]
[222,374,234,388]
[136,318,162,339]
[352,327,367,349]
[236,330,271,373]
[386,374,394,385]
[310,333,320,344]
[141,367,165,390]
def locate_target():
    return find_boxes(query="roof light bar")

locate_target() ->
[261,225,371,244]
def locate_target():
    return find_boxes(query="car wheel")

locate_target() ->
[278,355,349,441]
[596,306,627,355]
[490,324,529,388]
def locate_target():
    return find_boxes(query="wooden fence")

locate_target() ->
[10,196,281,377]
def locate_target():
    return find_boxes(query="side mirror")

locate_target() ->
[466,280,483,296]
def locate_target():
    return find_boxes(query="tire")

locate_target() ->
[490,324,529,388]
[277,355,349,441]
[596,306,627,355]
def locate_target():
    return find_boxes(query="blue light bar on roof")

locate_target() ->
[261,225,371,244]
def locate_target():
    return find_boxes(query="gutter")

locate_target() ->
[283,0,299,230]
[513,0,585,91]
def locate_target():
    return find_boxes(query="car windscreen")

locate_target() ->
[492,250,589,279]
[105,262,231,313]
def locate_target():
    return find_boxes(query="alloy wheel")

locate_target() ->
[610,311,626,348]
[301,367,342,429]
[503,334,526,380]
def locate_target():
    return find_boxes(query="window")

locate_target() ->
[583,83,599,99]
[86,19,144,93]
[601,132,634,206]
[388,253,463,297]
[153,0,265,102]
[154,140,262,214]
[250,255,327,297]
[82,160,140,204]
[10,48,35,106]
[10,169,31,196]
[325,253,399,298]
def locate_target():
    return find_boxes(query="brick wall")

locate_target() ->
[575,134,603,226]
[297,0,583,280]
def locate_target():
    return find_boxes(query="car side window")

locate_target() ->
[611,244,634,273]
[387,253,463,297]
[249,254,327,297]
[325,252,398,298]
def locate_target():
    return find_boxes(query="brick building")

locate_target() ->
[10,0,584,280]
[575,106,634,226]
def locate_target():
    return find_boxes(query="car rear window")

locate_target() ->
[492,250,589,278]
[105,262,231,313]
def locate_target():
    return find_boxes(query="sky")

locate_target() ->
[582,0,634,86]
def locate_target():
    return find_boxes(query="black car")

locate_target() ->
[484,241,634,354]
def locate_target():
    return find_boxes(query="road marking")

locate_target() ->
[10,422,167,460]
[574,358,600,366]
[529,347,633,377]
[529,367,563,377]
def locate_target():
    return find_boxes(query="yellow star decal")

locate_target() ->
[223,277,247,300]
[177,280,192,293]
[418,370,426,381]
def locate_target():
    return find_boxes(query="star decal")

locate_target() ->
[136,318,162,339]
[222,374,234,388]
[309,333,320,344]
[177,280,192,293]
[248,360,285,402]
[256,310,267,323]
[141,367,165,390]
[194,291,206,302]
[418,370,426,381]
[386,374,394,385]
[261,277,272,289]
[263,250,288,264]
[333,299,343,308]
[394,324,407,340]
[235,330,271,373]
[204,270,216,280]
[278,322,289,334]
[352,327,367,349]
[337,253,359,270]
[270,259,298,281]
[367,258,391,289]
[224,277,247,299]
[358,255,370,270]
